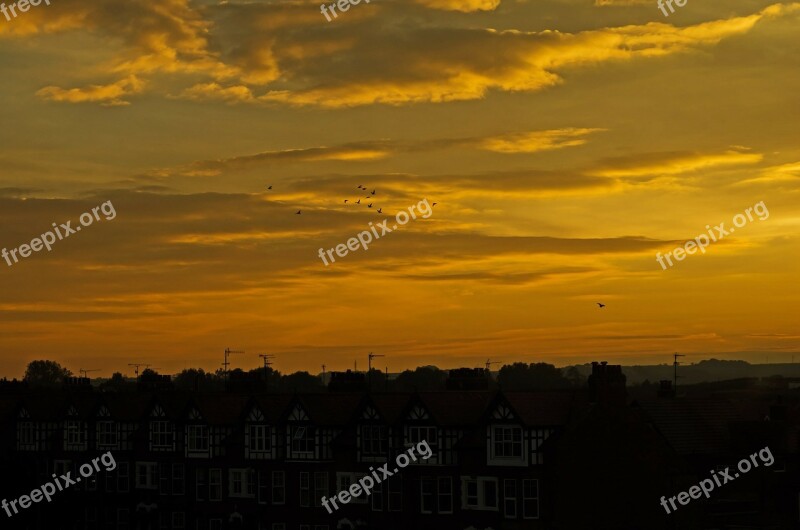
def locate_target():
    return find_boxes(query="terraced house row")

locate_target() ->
[0,363,796,530]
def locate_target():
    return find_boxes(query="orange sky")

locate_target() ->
[0,0,799,378]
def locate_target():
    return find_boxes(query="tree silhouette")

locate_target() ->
[23,360,72,388]
[497,362,571,390]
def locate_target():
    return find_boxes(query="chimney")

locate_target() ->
[657,380,675,399]
[588,361,626,405]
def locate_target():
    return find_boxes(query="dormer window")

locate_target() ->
[97,421,118,448]
[492,426,523,458]
[149,405,173,450]
[187,425,209,452]
[152,420,173,448]
[361,425,388,456]
[291,426,315,455]
[248,425,270,452]
[66,420,87,446]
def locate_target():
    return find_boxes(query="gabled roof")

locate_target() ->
[415,392,495,426]
[635,398,751,455]
[284,393,363,426]
[504,391,577,426]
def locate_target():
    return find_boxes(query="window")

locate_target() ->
[209,520,222,530]
[421,478,435,514]
[86,473,97,491]
[407,426,437,462]
[465,479,478,507]
[172,512,185,529]
[272,471,285,504]
[117,508,129,530]
[106,466,116,493]
[337,473,367,504]
[484,480,498,509]
[249,425,270,452]
[522,479,539,519]
[371,481,383,511]
[136,462,158,490]
[65,420,86,446]
[151,420,173,448]
[300,472,310,507]
[258,471,269,504]
[209,469,222,501]
[492,426,523,458]
[421,477,452,514]
[173,464,185,496]
[504,479,517,518]
[187,425,209,452]
[462,477,499,510]
[18,421,35,447]
[118,462,129,492]
[314,472,328,507]
[361,425,388,456]
[160,463,171,495]
[229,469,255,498]
[388,476,402,511]
[291,426,315,455]
[97,421,117,447]
[195,468,207,501]
[438,477,453,514]
[408,426,436,447]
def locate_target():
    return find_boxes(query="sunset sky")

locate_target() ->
[1,0,798,378]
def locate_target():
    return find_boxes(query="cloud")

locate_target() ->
[589,150,763,178]
[176,83,255,104]
[476,128,604,153]
[735,161,800,186]
[36,75,144,106]
[12,0,797,107]
[412,0,502,12]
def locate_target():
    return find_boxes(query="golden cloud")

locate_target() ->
[35,75,144,106]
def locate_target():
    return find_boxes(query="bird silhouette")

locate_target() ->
[371,190,376,195]
[296,210,301,215]
[356,199,361,204]
[357,185,364,189]
[377,208,382,213]
[267,185,272,190]
[432,202,438,207]
[344,200,349,203]
[597,303,605,308]
[367,203,373,208]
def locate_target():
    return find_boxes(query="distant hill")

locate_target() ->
[563,359,800,385]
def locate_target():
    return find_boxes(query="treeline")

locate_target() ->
[15,360,587,392]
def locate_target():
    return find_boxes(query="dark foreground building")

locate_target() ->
[0,364,797,530]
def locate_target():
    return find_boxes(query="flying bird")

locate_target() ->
[371,190,376,195]
[296,210,301,215]
[597,303,605,308]
[357,185,364,189]
[344,200,349,203]
[356,199,361,204]
[432,202,438,207]
[267,185,272,190]
[377,208,382,213]
[367,203,373,208]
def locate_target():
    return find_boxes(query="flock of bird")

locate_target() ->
[266,184,605,309]
[266,183,436,216]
